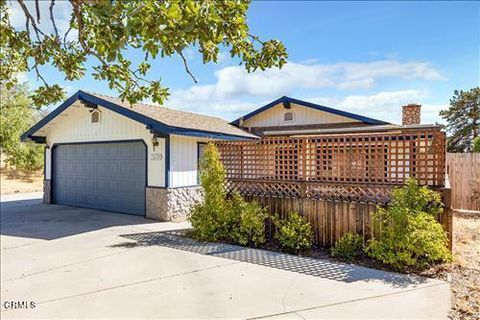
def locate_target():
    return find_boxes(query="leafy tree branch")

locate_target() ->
[0,0,287,107]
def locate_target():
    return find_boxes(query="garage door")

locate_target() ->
[52,142,146,215]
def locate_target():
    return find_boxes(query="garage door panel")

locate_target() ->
[53,142,146,215]
[74,161,86,175]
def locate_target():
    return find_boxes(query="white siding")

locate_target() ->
[242,102,360,128]
[44,147,51,180]
[43,102,165,187]
[169,135,210,187]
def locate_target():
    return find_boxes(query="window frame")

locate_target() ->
[91,110,101,123]
[283,111,295,122]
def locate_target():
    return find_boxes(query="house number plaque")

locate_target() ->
[151,153,163,161]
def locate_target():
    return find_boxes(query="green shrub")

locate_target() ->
[189,144,267,246]
[331,232,364,260]
[188,142,230,242]
[274,212,313,254]
[473,136,480,152]
[366,178,452,270]
[228,193,267,246]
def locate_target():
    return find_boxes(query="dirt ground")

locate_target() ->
[453,211,480,269]
[0,166,43,194]
[448,211,480,319]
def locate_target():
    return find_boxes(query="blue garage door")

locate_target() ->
[52,142,146,215]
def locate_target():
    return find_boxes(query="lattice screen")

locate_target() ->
[217,129,445,203]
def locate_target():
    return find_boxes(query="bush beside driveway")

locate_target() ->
[1,196,450,319]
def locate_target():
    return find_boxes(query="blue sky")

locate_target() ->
[10,1,480,124]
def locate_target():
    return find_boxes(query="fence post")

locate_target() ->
[441,186,453,251]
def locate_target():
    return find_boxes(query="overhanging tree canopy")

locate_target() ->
[0,0,287,107]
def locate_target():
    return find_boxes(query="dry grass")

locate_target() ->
[0,165,43,194]
[448,211,480,319]
[453,211,480,270]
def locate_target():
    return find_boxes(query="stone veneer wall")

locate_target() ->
[402,104,421,125]
[146,186,203,222]
[43,180,51,204]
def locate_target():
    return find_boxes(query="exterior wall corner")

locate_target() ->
[43,179,51,204]
[146,186,203,222]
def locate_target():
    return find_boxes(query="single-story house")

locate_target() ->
[22,91,430,221]
[21,90,256,221]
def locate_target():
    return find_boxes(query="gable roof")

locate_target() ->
[231,96,390,126]
[21,90,258,142]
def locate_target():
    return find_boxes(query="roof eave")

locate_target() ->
[21,90,258,143]
[231,96,390,126]
[166,129,258,140]
[263,123,442,136]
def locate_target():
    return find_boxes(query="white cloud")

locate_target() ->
[6,5,447,125]
[309,90,446,125]
[169,60,444,104]
[216,51,229,64]
[299,58,319,65]
[7,1,76,41]
[166,88,447,125]
[165,59,445,122]
[15,71,29,83]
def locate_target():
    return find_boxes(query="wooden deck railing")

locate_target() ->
[217,128,446,204]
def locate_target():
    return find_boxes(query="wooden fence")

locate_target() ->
[247,196,377,247]
[217,128,452,248]
[446,153,480,211]
[245,192,452,248]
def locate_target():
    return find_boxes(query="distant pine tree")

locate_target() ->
[440,87,480,152]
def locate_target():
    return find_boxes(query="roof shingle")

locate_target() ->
[86,92,257,139]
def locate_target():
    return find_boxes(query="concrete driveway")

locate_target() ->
[1,194,450,319]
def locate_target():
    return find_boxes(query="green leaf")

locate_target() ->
[0,0,287,106]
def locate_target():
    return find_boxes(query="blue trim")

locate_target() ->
[50,139,148,217]
[30,136,46,143]
[165,135,170,188]
[170,129,253,140]
[231,96,390,126]
[21,90,257,142]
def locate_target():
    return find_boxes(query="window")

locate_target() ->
[91,110,100,123]
[284,111,294,122]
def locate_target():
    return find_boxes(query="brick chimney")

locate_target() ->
[402,104,421,125]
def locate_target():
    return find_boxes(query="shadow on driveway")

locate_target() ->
[1,199,154,240]
[118,230,428,288]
